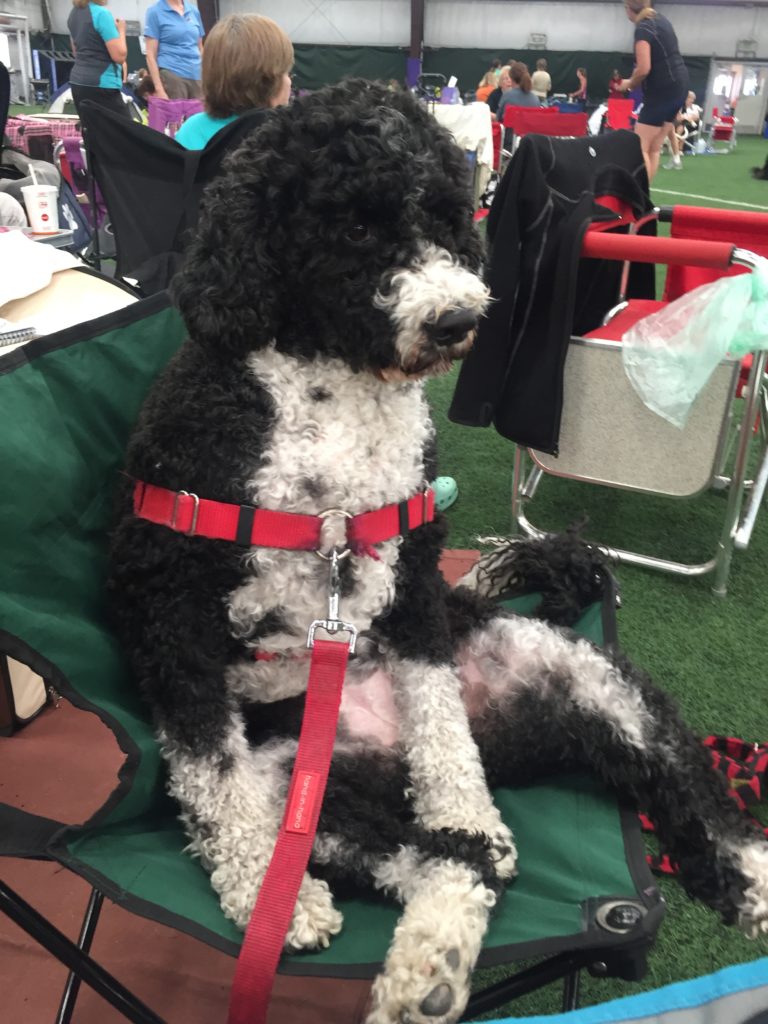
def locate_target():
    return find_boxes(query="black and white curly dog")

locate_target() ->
[110,81,768,1023]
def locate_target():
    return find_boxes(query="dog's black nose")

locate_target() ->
[424,308,479,346]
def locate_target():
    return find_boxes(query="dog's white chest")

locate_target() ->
[224,349,435,700]
[245,347,432,513]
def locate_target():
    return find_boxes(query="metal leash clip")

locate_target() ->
[306,548,358,652]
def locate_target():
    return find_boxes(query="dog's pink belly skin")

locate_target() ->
[339,669,400,746]
[338,656,492,747]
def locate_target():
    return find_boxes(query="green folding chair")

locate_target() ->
[0,294,664,1023]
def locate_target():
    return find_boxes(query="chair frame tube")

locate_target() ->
[0,880,165,1024]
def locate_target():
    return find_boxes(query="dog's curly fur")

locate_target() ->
[110,81,768,1024]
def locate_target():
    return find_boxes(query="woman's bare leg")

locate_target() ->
[634,121,671,181]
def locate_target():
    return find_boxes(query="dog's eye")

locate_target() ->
[346,224,370,243]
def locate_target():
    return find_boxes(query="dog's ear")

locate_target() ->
[172,133,287,356]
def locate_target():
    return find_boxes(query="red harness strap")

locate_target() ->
[227,638,351,1024]
[132,480,435,552]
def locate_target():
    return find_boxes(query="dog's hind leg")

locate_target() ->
[464,614,768,937]
[163,719,343,949]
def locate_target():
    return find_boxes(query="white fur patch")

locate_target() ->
[463,616,652,750]
[374,243,489,370]
[727,838,768,937]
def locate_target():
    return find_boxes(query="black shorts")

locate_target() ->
[70,85,132,120]
[637,90,688,127]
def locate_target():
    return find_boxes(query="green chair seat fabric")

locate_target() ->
[0,296,661,979]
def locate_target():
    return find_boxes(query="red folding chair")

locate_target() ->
[606,98,635,131]
[512,216,768,596]
[500,107,588,172]
[708,108,737,152]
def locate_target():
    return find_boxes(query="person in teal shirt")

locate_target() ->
[67,0,129,118]
[175,13,293,150]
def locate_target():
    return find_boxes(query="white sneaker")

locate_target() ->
[663,159,682,170]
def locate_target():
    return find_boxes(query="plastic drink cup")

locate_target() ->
[21,184,59,234]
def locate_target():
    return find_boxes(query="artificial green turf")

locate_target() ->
[429,136,768,1018]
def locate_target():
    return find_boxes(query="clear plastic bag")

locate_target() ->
[622,259,768,427]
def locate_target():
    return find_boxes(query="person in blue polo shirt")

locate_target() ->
[144,0,205,100]
[67,0,129,118]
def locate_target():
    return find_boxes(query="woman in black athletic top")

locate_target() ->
[620,0,688,180]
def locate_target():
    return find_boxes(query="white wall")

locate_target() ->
[220,0,410,46]
[2,0,43,31]
[32,0,768,57]
[426,2,768,57]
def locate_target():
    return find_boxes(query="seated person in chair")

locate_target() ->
[496,62,541,123]
[174,13,294,150]
[677,90,702,136]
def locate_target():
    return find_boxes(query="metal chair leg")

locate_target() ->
[0,880,164,1024]
[561,968,581,1010]
[55,888,104,1024]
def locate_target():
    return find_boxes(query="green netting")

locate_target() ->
[0,295,646,975]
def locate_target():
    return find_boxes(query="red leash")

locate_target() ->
[130,481,435,1022]
[227,551,357,1024]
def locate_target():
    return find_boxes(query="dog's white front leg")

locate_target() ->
[162,718,343,948]
[391,659,517,879]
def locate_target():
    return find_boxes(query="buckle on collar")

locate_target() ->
[171,490,200,536]
[315,508,353,560]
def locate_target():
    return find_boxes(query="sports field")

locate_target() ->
[428,134,768,1019]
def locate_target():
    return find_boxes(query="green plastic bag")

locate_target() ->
[622,258,768,427]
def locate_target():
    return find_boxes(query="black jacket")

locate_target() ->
[449,130,655,454]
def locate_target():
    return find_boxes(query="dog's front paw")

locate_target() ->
[366,865,495,1024]
[421,812,517,882]
[285,874,344,950]
[367,945,470,1024]
[215,866,342,947]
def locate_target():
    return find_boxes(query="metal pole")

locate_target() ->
[55,888,104,1024]
[0,880,165,1024]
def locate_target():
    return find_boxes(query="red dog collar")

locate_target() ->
[132,480,435,555]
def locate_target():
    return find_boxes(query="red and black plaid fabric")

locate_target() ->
[641,735,768,875]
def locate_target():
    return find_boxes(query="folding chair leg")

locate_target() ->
[56,888,104,1024]
[561,969,580,1011]
[712,351,768,596]
[0,880,165,1024]
[460,950,592,1020]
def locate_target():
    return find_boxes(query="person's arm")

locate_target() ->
[145,36,168,100]
[94,8,127,65]
[621,40,651,92]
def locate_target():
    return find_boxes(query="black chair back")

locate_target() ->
[78,102,268,294]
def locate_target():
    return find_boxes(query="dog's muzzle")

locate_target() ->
[424,308,479,347]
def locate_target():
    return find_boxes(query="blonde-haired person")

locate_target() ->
[476,70,497,103]
[174,14,294,150]
[67,0,129,118]
[619,0,688,179]
[486,64,512,118]
[531,59,551,102]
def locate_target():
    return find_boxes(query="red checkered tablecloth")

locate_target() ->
[3,116,82,154]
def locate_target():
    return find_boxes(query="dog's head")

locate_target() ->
[174,79,489,379]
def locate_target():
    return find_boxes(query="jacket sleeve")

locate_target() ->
[448,143,531,428]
